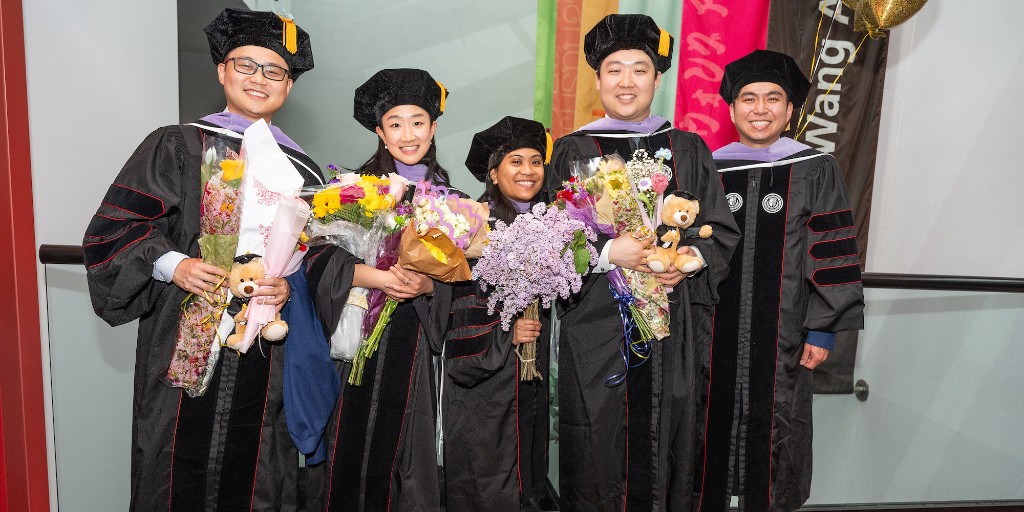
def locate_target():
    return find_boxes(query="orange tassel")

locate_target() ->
[544,132,553,164]
[280,16,297,54]
[658,29,670,57]
[436,80,447,113]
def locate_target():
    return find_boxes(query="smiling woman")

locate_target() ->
[302,67,460,512]
[375,104,437,166]
[443,115,553,511]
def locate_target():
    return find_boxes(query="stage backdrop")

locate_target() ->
[674,0,769,151]
[535,0,884,394]
[536,0,682,137]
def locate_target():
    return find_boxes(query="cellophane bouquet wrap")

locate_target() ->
[303,169,410,370]
[474,203,597,380]
[550,170,650,385]
[342,181,490,385]
[580,150,674,342]
[166,136,242,396]
[227,120,310,354]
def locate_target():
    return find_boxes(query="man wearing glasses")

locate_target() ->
[83,8,324,511]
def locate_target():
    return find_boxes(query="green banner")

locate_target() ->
[533,0,557,126]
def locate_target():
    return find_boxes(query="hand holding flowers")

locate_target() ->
[474,202,598,380]
[550,148,679,384]
[167,139,244,396]
[335,179,488,385]
[303,169,410,379]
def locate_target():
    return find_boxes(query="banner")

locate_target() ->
[674,0,770,151]
[550,0,618,138]
[767,0,887,393]
[534,0,558,126]
[541,1,683,133]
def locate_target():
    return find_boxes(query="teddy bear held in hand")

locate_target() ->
[224,254,288,348]
[646,193,713,274]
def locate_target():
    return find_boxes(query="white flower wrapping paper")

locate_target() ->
[215,120,308,353]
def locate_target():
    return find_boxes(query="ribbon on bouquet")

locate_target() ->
[604,269,654,387]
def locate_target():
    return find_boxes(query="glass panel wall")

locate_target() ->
[45,264,1024,509]
[807,287,1024,505]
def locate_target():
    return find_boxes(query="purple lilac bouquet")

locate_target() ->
[475,202,598,330]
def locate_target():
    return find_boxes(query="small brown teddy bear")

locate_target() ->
[224,254,288,348]
[646,193,713,274]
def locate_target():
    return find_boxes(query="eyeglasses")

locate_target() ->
[224,57,290,81]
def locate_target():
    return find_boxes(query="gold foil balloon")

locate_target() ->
[846,0,928,38]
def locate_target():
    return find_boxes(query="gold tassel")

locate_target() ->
[436,80,447,113]
[544,132,553,164]
[657,29,671,57]
[280,16,298,54]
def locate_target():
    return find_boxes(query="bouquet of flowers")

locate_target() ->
[344,180,487,385]
[551,148,675,385]
[583,149,674,342]
[550,168,651,384]
[198,143,245,270]
[167,136,243,396]
[474,202,597,380]
[405,180,490,270]
[304,168,411,371]
[168,120,312,395]
[345,180,489,385]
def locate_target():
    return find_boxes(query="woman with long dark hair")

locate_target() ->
[442,116,553,512]
[303,68,455,511]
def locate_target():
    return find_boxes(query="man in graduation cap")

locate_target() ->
[543,14,740,512]
[694,49,865,512]
[82,8,324,510]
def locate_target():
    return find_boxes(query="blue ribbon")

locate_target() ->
[605,286,653,387]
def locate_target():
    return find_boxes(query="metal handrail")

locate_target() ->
[861,272,1024,293]
[38,244,85,265]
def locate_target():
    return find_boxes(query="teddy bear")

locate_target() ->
[224,254,288,348]
[646,193,713,274]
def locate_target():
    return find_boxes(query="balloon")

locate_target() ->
[845,0,928,38]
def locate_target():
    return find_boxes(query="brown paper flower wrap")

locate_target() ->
[397,224,472,282]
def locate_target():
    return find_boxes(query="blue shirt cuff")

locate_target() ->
[806,330,836,351]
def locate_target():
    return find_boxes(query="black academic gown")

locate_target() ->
[442,246,551,512]
[302,182,456,512]
[83,120,324,511]
[696,149,865,512]
[544,124,740,512]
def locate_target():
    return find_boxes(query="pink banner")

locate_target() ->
[674,0,771,151]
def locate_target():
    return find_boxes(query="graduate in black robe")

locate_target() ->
[303,69,454,512]
[83,9,324,511]
[542,15,740,512]
[695,50,865,512]
[442,117,552,511]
